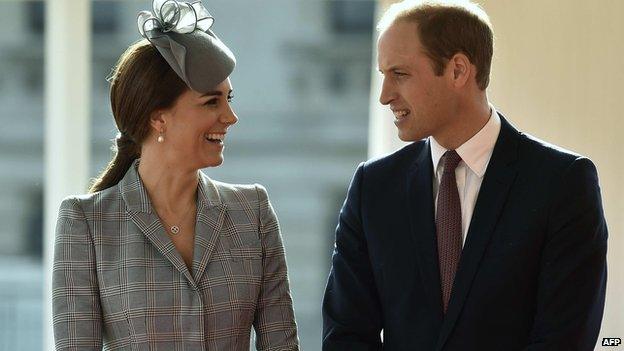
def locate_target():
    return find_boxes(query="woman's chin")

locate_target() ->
[199,156,224,168]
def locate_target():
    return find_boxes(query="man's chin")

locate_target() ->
[397,129,426,142]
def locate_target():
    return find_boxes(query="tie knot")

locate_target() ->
[442,150,462,173]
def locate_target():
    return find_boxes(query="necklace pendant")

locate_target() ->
[170,225,180,235]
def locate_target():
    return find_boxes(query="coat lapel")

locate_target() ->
[435,115,520,350]
[191,172,226,283]
[120,160,196,286]
[406,139,445,323]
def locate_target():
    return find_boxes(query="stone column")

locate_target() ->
[43,0,91,349]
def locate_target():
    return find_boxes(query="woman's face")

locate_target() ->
[156,78,238,170]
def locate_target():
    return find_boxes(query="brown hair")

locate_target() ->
[378,0,494,90]
[89,40,188,193]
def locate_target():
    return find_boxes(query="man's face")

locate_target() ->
[378,21,455,142]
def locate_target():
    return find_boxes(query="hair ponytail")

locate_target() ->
[89,133,140,193]
[88,40,187,193]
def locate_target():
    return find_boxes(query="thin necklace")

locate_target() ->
[161,200,196,235]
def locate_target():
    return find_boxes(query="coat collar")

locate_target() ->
[406,138,445,325]
[119,159,226,286]
[435,113,521,350]
[430,106,501,178]
[120,159,223,213]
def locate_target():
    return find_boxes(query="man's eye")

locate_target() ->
[204,99,218,106]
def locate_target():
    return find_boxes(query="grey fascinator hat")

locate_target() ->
[137,0,236,93]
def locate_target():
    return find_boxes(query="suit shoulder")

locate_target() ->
[363,140,425,172]
[518,132,591,171]
[209,178,267,207]
[59,183,121,212]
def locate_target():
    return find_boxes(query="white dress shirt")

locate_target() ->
[430,106,501,246]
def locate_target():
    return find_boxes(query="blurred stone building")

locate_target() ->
[0,1,375,350]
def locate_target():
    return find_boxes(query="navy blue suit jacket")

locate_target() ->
[322,116,607,350]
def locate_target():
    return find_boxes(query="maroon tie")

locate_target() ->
[436,150,463,313]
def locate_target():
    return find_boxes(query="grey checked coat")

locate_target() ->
[52,162,299,350]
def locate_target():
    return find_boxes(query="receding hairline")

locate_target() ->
[376,0,492,33]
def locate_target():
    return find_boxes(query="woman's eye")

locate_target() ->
[227,95,234,103]
[204,98,218,106]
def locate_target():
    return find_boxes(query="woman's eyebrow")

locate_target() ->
[201,89,233,97]
[201,91,222,97]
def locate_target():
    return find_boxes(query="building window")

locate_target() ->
[328,0,375,34]
[25,2,119,34]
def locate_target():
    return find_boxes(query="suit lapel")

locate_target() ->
[435,115,520,350]
[406,139,445,323]
[120,161,196,286]
[192,172,226,283]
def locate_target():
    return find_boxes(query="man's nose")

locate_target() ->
[379,77,395,105]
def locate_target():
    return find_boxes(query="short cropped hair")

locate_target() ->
[378,0,494,90]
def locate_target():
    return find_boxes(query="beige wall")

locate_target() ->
[373,0,623,344]
[482,0,623,341]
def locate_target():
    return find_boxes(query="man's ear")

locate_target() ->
[449,53,472,88]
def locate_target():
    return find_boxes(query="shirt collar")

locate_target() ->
[430,105,501,178]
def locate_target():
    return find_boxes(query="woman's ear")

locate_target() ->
[149,109,167,133]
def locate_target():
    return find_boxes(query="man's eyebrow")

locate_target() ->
[378,65,407,73]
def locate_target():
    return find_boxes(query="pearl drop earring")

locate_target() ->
[157,131,164,143]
